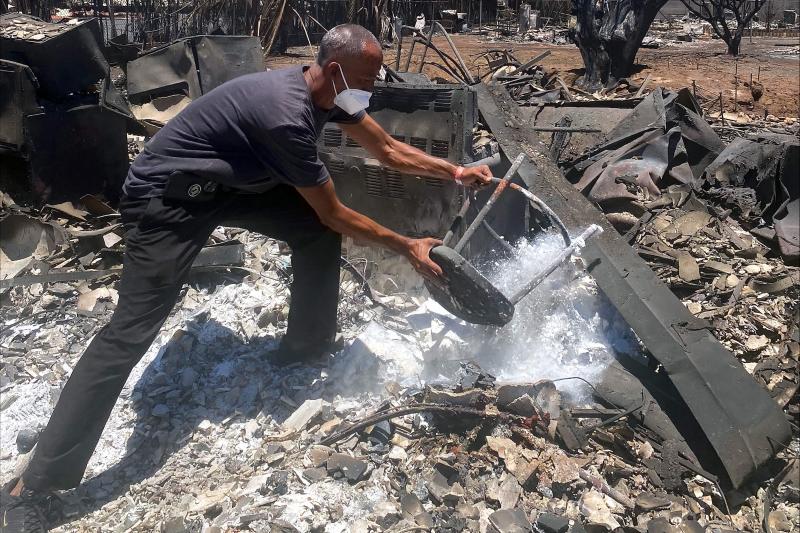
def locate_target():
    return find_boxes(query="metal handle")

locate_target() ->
[453,153,526,254]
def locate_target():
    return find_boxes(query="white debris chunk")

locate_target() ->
[282,399,325,433]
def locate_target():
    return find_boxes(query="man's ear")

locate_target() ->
[324,61,340,79]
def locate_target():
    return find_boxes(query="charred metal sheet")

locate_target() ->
[193,242,245,268]
[22,105,128,202]
[0,60,41,152]
[0,14,107,101]
[476,82,791,490]
[126,36,263,104]
[519,105,631,155]
[0,58,129,204]
[0,15,130,204]
[104,34,141,67]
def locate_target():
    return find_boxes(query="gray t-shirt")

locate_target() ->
[123,65,365,198]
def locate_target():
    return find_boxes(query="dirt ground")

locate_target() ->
[266,34,800,118]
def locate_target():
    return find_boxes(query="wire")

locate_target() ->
[550,375,626,412]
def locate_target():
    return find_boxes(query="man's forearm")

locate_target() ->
[381,140,458,181]
[321,202,411,255]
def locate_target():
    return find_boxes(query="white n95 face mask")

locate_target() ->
[332,64,372,115]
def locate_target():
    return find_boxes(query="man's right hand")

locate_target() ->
[405,237,444,280]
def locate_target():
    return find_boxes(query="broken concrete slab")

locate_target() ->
[281,399,324,433]
[427,387,485,407]
[427,469,465,505]
[579,489,621,530]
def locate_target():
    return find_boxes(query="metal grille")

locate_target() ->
[385,169,407,199]
[431,140,450,158]
[424,177,444,189]
[433,93,454,112]
[316,83,476,238]
[370,89,456,113]
[364,165,384,197]
[323,128,342,147]
[410,137,427,152]
[326,159,345,176]
[345,136,360,148]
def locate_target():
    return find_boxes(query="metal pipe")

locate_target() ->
[432,21,476,83]
[490,178,570,245]
[453,153,526,254]
[412,36,469,82]
[398,25,418,72]
[509,224,603,304]
[482,220,515,253]
[464,152,502,168]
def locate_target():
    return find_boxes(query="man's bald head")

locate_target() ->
[316,24,381,66]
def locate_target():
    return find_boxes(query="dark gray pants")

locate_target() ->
[23,186,341,491]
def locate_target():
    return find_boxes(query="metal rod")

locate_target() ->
[481,220,515,253]
[417,21,436,73]
[394,28,402,71]
[634,72,651,98]
[404,37,416,72]
[443,198,471,247]
[518,50,551,72]
[529,126,601,133]
[509,224,603,304]
[453,153,526,254]
[412,35,468,82]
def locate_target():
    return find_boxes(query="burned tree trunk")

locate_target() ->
[571,0,668,90]
[727,32,742,55]
[679,0,765,56]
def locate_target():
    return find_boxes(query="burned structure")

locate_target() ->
[0,14,131,204]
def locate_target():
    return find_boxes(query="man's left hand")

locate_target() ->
[458,165,493,188]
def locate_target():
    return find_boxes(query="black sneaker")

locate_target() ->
[1,487,60,533]
[265,334,345,367]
